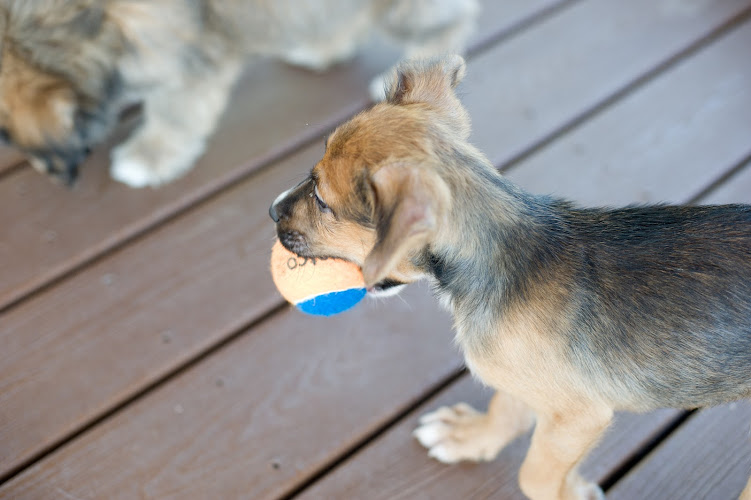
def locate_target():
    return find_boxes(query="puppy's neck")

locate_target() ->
[417,150,570,343]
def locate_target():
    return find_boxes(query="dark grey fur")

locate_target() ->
[419,145,751,410]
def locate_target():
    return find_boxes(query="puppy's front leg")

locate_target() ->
[519,407,612,500]
[414,390,535,463]
[110,60,242,188]
[740,476,751,500]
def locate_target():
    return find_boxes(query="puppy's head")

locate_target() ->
[271,56,468,293]
[0,2,124,184]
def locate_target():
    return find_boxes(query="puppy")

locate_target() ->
[270,56,751,499]
[0,0,477,187]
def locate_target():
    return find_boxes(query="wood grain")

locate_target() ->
[299,376,680,500]
[508,16,751,206]
[1,284,461,500]
[0,145,322,479]
[608,402,751,500]
[461,0,751,170]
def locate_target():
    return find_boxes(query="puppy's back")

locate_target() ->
[561,203,751,409]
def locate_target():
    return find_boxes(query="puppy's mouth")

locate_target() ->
[278,230,310,257]
[277,231,407,297]
[368,279,407,297]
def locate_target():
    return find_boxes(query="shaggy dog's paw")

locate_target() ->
[368,73,390,102]
[110,155,158,188]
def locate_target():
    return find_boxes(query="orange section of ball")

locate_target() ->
[270,240,365,304]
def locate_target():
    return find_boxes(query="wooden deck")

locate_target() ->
[1,0,751,498]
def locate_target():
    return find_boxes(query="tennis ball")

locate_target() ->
[270,240,366,316]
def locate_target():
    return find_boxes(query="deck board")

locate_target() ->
[0,285,462,500]
[298,377,680,500]
[508,15,751,206]
[608,402,751,500]
[462,0,751,169]
[0,148,23,176]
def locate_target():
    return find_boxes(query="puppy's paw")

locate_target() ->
[570,481,605,500]
[563,474,605,500]
[413,402,502,463]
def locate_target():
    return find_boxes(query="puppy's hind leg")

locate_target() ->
[110,59,242,188]
[519,406,612,500]
[414,390,535,463]
[371,0,479,100]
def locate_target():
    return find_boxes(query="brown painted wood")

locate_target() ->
[0,148,23,175]
[299,376,680,500]
[1,284,462,500]
[608,402,751,500]
[508,16,751,206]
[0,0,551,311]
[0,144,321,480]
[1,0,750,495]
[461,0,751,169]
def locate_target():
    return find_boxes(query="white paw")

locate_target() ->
[368,73,389,102]
[580,483,605,500]
[413,402,501,463]
[110,139,200,188]
[110,156,158,188]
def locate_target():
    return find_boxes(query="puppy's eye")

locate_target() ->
[312,184,331,213]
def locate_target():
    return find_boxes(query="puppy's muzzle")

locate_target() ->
[270,181,313,255]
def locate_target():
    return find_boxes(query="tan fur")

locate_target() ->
[0,50,75,150]
[272,56,751,499]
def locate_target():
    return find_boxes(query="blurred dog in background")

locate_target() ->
[0,0,477,187]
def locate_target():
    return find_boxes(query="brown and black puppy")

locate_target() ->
[0,0,477,187]
[270,56,751,500]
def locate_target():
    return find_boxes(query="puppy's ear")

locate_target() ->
[385,56,470,138]
[385,55,466,105]
[362,163,449,286]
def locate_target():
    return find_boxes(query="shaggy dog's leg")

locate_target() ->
[370,0,479,100]
[110,59,242,188]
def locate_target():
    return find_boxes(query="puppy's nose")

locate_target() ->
[269,202,280,223]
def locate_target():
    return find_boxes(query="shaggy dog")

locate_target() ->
[0,0,477,187]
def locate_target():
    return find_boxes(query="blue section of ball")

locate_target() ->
[296,287,367,316]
